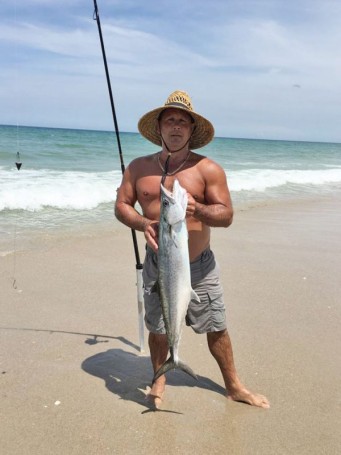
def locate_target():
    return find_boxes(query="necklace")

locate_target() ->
[157,150,191,176]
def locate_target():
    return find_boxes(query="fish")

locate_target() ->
[153,178,199,383]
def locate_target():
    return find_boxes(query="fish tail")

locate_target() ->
[177,360,198,381]
[152,351,197,383]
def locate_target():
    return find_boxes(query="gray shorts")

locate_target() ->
[142,246,227,334]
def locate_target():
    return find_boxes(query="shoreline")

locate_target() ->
[1,194,340,454]
[1,191,340,256]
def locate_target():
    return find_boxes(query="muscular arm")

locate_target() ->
[187,159,233,228]
[114,160,159,250]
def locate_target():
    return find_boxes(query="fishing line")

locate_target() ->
[11,0,22,290]
[12,142,23,291]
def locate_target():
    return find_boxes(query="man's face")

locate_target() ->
[158,108,194,150]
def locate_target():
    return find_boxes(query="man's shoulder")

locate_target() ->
[129,152,157,168]
[125,153,158,179]
[192,153,223,171]
[190,153,226,185]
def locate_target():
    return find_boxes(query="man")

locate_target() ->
[115,90,269,409]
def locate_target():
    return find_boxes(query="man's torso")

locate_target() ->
[133,152,211,260]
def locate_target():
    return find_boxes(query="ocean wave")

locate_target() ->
[228,168,341,192]
[0,169,122,211]
[1,167,341,212]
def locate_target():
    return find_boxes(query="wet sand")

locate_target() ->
[1,196,340,454]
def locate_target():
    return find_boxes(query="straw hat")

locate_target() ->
[138,90,214,149]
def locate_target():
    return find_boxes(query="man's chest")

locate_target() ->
[136,172,206,204]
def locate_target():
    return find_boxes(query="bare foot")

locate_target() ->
[228,387,270,409]
[146,379,166,410]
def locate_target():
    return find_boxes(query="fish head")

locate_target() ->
[160,179,188,225]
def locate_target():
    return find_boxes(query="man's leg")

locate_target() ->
[147,332,168,408]
[207,329,270,408]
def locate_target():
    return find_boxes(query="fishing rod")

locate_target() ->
[93,0,144,352]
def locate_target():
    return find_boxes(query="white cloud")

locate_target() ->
[0,22,97,58]
[1,0,341,142]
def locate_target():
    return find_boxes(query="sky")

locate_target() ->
[1,0,341,142]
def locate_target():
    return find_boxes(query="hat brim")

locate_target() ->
[138,106,214,150]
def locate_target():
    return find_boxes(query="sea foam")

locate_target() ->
[1,167,340,212]
[0,168,122,211]
[228,168,341,192]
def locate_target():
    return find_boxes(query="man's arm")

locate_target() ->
[187,159,233,228]
[114,161,159,251]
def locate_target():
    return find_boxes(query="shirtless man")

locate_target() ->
[115,90,269,409]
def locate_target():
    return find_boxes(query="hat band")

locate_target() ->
[165,102,191,110]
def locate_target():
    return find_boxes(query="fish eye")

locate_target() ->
[163,200,169,207]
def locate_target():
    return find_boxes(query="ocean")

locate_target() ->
[1,124,341,251]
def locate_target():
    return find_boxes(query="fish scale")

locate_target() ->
[153,179,199,383]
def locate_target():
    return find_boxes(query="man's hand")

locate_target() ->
[144,221,159,252]
[186,192,197,217]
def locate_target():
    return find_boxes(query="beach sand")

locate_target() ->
[1,196,340,454]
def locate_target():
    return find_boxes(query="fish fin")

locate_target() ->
[191,289,200,303]
[153,357,175,383]
[177,360,198,381]
[150,280,160,294]
[153,356,198,383]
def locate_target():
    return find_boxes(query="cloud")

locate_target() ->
[0,22,97,58]
[1,0,341,142]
